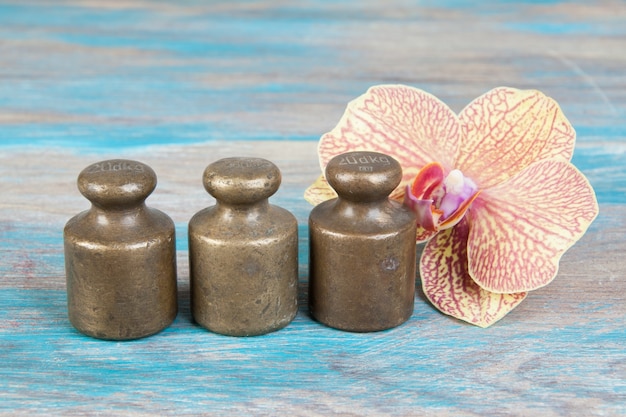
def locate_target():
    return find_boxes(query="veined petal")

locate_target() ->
[420,217,527,327]
[318,85,460,195]
[304,175,337,205]
[457,87,576,189]
[416,226,440,244]
[468,159,599,293]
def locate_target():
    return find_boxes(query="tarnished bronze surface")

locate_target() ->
[189,157,298,336]
[64,159,178,340]
[309,151,417,332]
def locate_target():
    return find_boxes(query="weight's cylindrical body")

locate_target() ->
[308,151,417,332]
[64,159,177,340]
[189,157,298,336]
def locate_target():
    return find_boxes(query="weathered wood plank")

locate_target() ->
[1,1,625,416]
[2,142,624,417]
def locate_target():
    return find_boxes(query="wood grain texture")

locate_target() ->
[1,1,625,416]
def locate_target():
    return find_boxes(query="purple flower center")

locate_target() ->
[439,169,477,219]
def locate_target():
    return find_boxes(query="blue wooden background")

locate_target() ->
[1,1,624,416]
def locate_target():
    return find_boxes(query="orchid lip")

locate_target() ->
[404,188,439,232]
[405,163,479,232]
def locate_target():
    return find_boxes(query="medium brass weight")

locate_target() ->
[189,157,298,336]
[308,151,417,332]
[64,159,178,340]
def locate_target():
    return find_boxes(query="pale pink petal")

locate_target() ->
[468,160,599,293]
[457,87,576,189]
[304,175,337,205]
[421,217,527,327]
[318,85,460,195]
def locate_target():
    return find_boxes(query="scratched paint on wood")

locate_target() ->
[1,1,625,416]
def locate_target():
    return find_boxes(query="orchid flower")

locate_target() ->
[305,85,598,327]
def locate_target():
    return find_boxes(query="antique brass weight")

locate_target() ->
[189,157,298,336]
[64,159,178,340]
[309,151,417,332]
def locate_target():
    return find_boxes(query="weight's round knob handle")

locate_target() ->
[325,151,402,202]
[203,157,281,205]
[78,159,157,209]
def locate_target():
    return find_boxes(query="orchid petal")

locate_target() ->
[304,175,337,206]
[457,87,576,189]
[421,217,527,327]
[318,85,460,196]
[415,228,439,244]
[468,160,599,293]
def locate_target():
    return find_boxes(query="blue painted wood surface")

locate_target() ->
[1,1,625,415]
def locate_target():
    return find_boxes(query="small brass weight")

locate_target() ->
[189,157,298,336]
[64,159,178,340]
[309,151,417,332]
